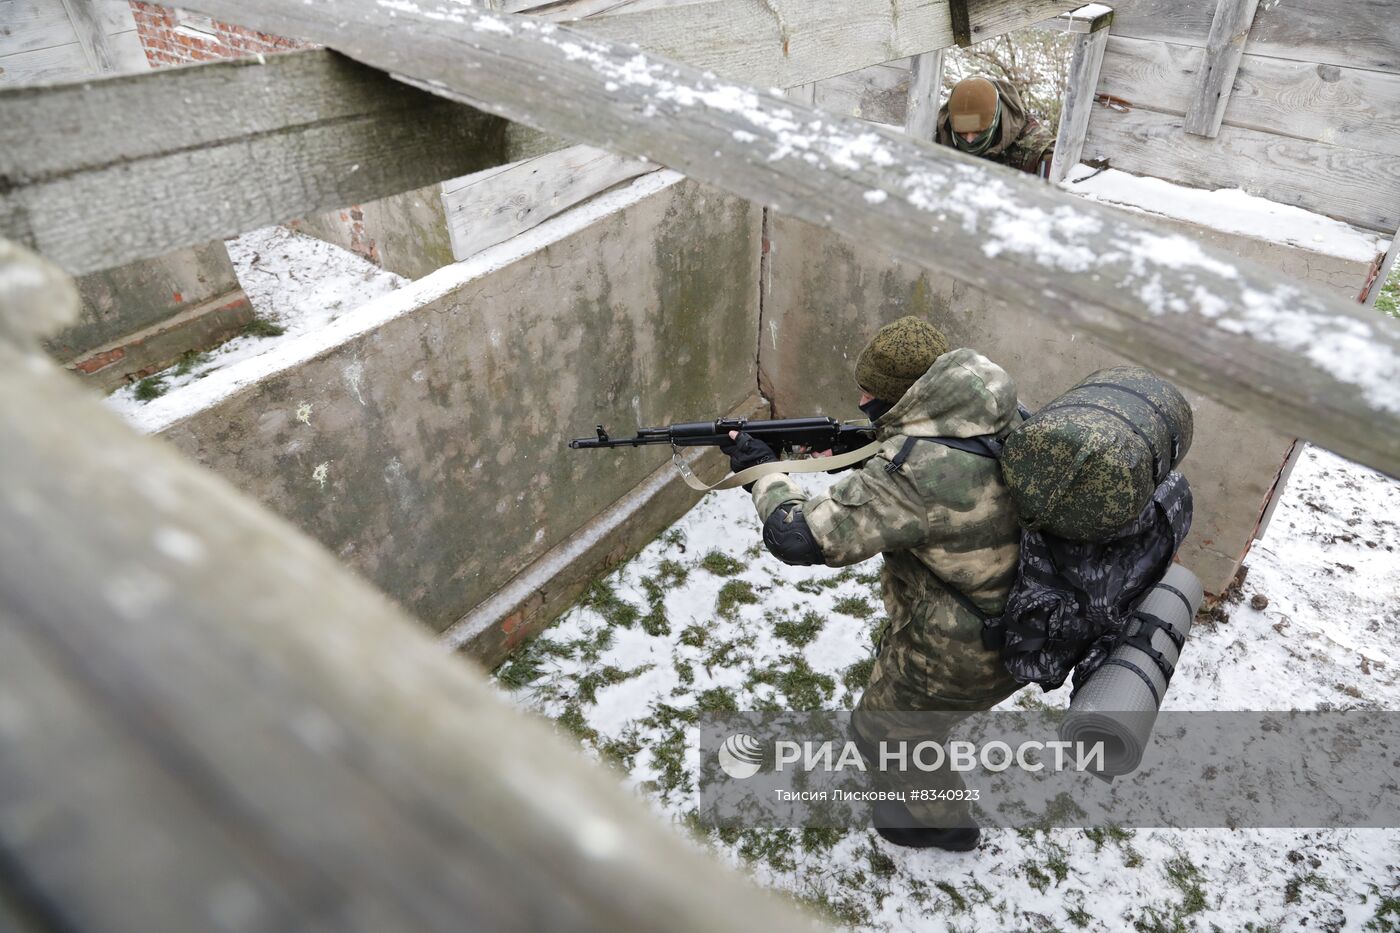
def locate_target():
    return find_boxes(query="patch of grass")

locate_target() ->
[716,579,759,620]
[1083,825,1134,850]
[866,844,896,879]
[1284,872,1330,905]
[656,558,688,587]
[242,315,286,337]
[1065,894,1092,929]
[750,655,836,710]
[774,610,825,647]
[1364,881,1400,931]
[738,828,797,872]
[492,635,570,691]
[581,580,641,628]
[678,623,707,648]
[173,348,208,376]
[1046,843,1070,884]
[1165,855,1207,916]
[696,686,739,713]
[801,826,844,852]
[657,528,687,552]
[644,716,692,795]
[1377,265,1399,319]
[794,889,871,928]
[556,703,597,744]
[574,625,615,665]
[575,663,653,704]
[934,880,968,912]
[843,656,876,694]
[133,374,167,401]
[700,550,745,576]
[599,733,642,770]
[1024,863,1052,895]
[673,659,695,687]
[833,595,874,619]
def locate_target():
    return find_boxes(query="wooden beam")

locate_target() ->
[441,144,656,261]
[948,0,973,48]
[1082,107,1400,234]
[1097,36,1400,159]
[1183,0,1261,137]
[171,0,1400,476]
[59,0,118,73]
[1048,6,1112,184]
[1108,0,1400,76]
[904,50,944,141]
[0,50,515,275]
[1035,2,1114,34]
[0,241,819,933]
[552,0,1080,90]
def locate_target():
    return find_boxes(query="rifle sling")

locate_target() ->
[671,442,885,492]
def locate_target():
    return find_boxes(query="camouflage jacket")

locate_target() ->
[750,350,1024,698]
[935,78,1056,177]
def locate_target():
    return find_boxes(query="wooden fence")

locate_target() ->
[2,0,1400,927]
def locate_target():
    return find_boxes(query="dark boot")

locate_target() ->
[872,800,981,852]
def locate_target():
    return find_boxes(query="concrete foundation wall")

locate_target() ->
[761,211,1376,595]
[156,179,761,659]
[289,183,457,281]
[48,241,241,361]
[47,241,251,391]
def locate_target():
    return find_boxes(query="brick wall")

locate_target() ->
[129,3,312,68]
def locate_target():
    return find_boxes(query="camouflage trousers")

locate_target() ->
[852,598,1022,827]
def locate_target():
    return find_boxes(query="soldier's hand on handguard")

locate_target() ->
[720,431,777,492]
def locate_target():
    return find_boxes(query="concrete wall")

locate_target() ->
[761,210,1377,596]
[289,183,457,281]
[156,179,761,662]
[47,241,252,391]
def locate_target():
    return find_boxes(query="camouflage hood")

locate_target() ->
[936,78,1032,159]
[875,348,1019,441]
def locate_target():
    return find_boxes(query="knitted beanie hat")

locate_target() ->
[854,316,950,402]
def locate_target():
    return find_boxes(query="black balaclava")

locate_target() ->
[859,398,895,423]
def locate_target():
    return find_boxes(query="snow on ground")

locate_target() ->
[496,447,1400,931]
[105,225,406,422]
[1061,165,1391,265]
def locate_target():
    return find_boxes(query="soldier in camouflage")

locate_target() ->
[721,316,1025,852]
[935,76,1056,177]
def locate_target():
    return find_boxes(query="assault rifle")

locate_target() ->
[569,416,874,459]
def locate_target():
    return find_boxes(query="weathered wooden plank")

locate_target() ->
[814,60,911,126]
[1033,2,1113,35]
[904,51,943,140]
[1108,0,1400,75]
[1082,106,1400,233]
[0,28,144,84]
[172,0,1400,476]
[1361,230,1400,309]
[60,0,120,73]
[1098,36,1400,159]
[566,0,1080,91]
[0,50,514,273]
[0,242,819,933]
[1183,0,1260,137]
[0,0,137,56]
[442,144,656,260]
[1048,8,1111,183]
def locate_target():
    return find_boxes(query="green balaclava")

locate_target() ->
[854,316,951,404]
[952,97,1002,155]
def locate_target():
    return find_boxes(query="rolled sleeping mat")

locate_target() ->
[1059,565,1205,777]
[1001,366,1193,541]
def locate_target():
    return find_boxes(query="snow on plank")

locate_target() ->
[169,0,1400,478]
